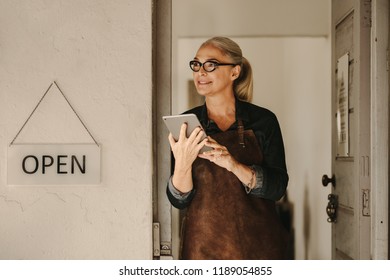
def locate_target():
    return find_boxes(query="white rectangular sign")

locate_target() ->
[336,52,349,157]
[7,144,101,185]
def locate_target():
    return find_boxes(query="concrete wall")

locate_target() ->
[0,0,153,259]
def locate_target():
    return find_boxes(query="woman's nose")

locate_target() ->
[198,66,207,75]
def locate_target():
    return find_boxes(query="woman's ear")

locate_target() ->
[231,65,241,80]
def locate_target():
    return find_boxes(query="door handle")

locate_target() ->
[322,174,336,187]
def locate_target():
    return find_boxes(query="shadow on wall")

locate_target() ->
[303,176,311,260]
[276,191,295,260]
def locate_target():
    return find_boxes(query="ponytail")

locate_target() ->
[234,57,253,102]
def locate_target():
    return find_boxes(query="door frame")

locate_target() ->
[371,0,389,260]
[153,0,173,259]
[155,0,389,259]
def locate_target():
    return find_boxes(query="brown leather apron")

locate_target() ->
[181,123,288,260]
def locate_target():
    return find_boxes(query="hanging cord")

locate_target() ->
[10,83,53,146]
[53,81,99,146]
[10,81,99,147]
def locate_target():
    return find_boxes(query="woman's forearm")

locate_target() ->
[172,165,193,194]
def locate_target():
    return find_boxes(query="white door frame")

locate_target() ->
[371,0,389,260]
[153,0,173,259]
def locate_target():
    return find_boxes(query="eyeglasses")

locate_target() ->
[189,60,236,72]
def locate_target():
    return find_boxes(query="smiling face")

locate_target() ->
[192,44,240,99]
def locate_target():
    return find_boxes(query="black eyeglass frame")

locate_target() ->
[189,60,237,72]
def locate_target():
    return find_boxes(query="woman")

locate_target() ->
[166,37,289,259]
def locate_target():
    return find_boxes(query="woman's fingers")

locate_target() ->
[203,138,227,153]
[169,124,207,156]
[178,122,188,140]
[168,133,176,148]
[206,136,217,144]
[188,126,202,141]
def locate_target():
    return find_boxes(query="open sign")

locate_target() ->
[8,144,101,185]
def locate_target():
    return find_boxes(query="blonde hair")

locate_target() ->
[200,37,253,102]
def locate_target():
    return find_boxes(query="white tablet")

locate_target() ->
[162,113,212,153]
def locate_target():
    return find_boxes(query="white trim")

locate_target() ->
[154,0,173,259]
[371,0,389,260]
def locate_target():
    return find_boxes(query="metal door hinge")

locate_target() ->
[153,222,173,259]
[362,189,370,216]
[153,222,161,257]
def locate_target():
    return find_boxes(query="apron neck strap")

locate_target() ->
[238,119,245,148]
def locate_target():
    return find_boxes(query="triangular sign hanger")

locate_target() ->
[10,81,99,146]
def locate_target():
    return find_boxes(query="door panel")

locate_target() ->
[333,8,357,260]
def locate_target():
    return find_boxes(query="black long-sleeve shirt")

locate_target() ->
[166,98,288,209]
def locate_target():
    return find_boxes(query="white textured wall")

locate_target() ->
[0,0,153,259]
[173,0,329,37]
